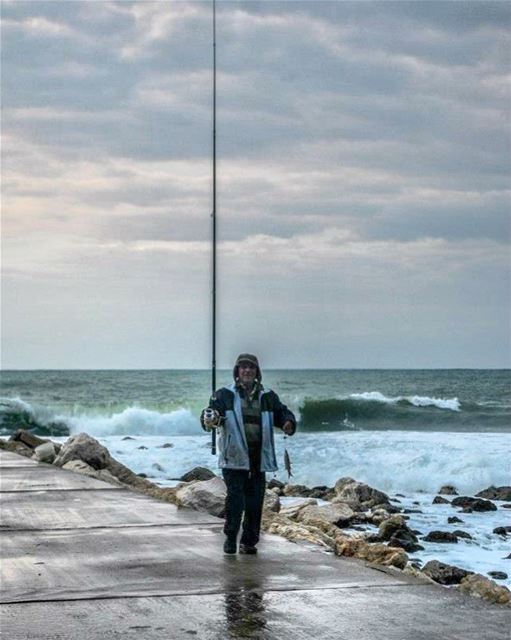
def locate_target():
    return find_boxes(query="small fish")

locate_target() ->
[284,447,293,480]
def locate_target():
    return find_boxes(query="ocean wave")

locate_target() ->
[0,390,509,437]
[350,391,460,411]
[0,398,199,437]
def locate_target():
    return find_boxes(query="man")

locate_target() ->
[201,353,296,555]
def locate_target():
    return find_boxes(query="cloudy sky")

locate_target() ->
[2,0,510,369]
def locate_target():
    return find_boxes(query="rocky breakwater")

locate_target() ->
[2,431,509,606]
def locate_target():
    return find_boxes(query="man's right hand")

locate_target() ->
[202,408,220,429]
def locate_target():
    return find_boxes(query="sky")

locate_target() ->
[1,0,510,369]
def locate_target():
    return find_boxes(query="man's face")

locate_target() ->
[238,361,257,386]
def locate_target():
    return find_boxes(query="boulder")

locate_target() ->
[451,496,497,512]
[266,516,336,550]
[308,486,335,500]
[370,507,392,526]
[438,485,458,495]
[422,560,472,585]
[493,526,511,537]
[453,530,473,540]
[448,516,464,524]
[432,495,450,505]
[379,515,422,552]
[267,479,285,493]
[378,515,407,540]
[0,439,33,458]
[54,433,110,470]
[283,484,311,497]
[175,476,226,517]
[334,477,390,508]
[122,436,136,440]
[62,460,123,486]
[159,443,174,448]
[263,489,280,513]
[32,442,56,464]
[9,429,51,450]
[297,503,355,529]
[488,571,508,580]
[179,466,216,482]
[458,574,511,605]
[423,530,458,543]
[335,537,408,570]
[137,446,148,450]
[475,486,511,502]
[280,498,318,520]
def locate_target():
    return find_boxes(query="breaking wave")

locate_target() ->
[0,389,509,437]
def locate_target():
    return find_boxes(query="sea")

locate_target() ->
[1,369,510,586]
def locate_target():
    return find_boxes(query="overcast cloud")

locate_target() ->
[1,0,510,369]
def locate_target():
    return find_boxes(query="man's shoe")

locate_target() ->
[239,544,257,555]
[223,538,237,554]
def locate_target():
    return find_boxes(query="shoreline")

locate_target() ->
[2,429,510,606]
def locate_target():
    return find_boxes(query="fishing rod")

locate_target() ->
[211,0,217,455]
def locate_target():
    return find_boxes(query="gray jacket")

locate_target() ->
[201,383,296,472]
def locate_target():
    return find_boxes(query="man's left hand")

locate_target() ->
[283,421,294,435]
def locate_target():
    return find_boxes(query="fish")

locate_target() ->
[284,447,293,480]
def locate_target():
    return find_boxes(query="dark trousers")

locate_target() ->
[222,468,266,547]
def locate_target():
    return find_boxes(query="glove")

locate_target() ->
[202,408,220,430]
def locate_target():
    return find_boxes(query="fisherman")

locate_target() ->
[201,353,296,555]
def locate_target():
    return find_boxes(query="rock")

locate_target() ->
[179,466,216,482]
[493,526,511,537]
[297,503,355,529]
[263,489,280,513]
[422,560,472,585]
[370,508,392,526]
[448,516,464,524]
[9,429,51,450]
[280,498,318,520]
[379,515,422,552]
[308,485,335,500]
[62,460,123,486]
[137,473,148,478]
[54,433,109,470]
[388,533,424,553]
[122,436,136,441]
[152,463,165,472]
[502,504,511,509]
[334,477,390,508]
[438,485,458,495]
[137,446,148,450]
[267,479,285,492]
[32,442,56,464]
[266,516,336,550]
[503,553,511,560]
[459,574,511,605]
[423,530,458,543]
[378,515,407,540]
[432,495,450,504]
[403,509,423,514]
[335,537,408,570]
[283,484,311,497]
[175,476,226,517]
[395,493,406,498]
[488,571,508,580]
[475,486,511,502]
[452,530,473,540]
[0,439,34,458]
[159,443,174,448]
[451,496,497,512]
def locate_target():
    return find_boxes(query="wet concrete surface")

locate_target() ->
[1,449,509,639]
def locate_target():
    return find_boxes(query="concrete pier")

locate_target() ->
[1,450,509,639]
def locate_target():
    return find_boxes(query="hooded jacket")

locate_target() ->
[201,384,296,472]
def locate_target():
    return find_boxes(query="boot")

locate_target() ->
[223,537,237,554]
[239,543,257,555]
